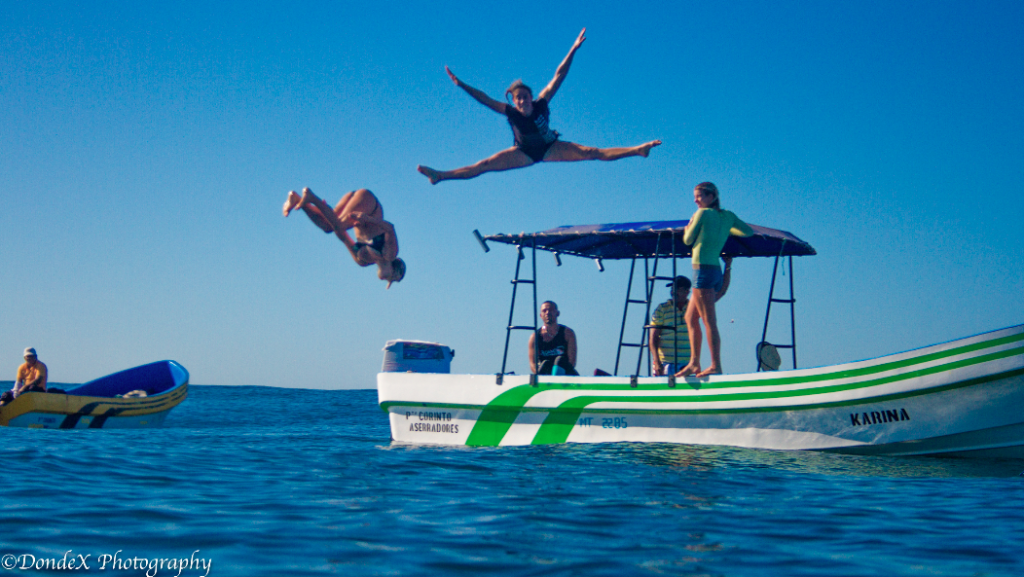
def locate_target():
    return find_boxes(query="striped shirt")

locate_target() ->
[651,300,690,365]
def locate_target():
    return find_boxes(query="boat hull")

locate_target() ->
[0,360,189,429]
[378,326,1024,457]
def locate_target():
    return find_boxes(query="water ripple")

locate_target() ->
[2,386,1023,576]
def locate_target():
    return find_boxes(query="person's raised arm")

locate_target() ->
[446,66,506,114]
[538,28,586,103]
[715,257,733,302]
[729,214,755,238]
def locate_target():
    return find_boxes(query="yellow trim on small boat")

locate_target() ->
[0,384,188,427]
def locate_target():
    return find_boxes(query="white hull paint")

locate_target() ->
[379,326,1024,456]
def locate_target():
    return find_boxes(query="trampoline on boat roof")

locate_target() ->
[481,220,815,260]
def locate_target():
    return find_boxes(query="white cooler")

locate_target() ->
[381,340,454,374]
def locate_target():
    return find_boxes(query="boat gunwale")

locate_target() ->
[0,362,189,426]
[380,326,1024,411]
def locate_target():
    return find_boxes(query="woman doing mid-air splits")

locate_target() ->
[677,182,753,378]
[417,28,661,184]
[283,188,406,289]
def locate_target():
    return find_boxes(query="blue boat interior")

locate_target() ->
[65,361,189,398]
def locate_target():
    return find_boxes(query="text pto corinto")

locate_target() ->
[1,550,212,577]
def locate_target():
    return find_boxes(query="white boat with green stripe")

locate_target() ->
[379,221,1024,456]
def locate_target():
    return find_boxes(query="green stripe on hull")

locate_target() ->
[532,410,584,445]
[639,332,1023,392]
[463,386,553,446]
[381,333,1023,447]
[537,346,1022,411]
[504,346,1023,446]
[465,409,521,446]
[532,371,1024,446]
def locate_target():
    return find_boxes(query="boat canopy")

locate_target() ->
[482,219,815,378]
[485,220,816,260]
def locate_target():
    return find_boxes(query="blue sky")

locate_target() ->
[2,1,1022,388]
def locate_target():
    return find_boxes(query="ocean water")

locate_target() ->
[2,385,1023,577]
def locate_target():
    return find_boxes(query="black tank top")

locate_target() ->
[536,325,568,360]
[506,98,557,149]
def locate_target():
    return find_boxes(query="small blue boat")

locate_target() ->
[0,360,189,429]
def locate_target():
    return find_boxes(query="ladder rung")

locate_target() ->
[770,298,794,303]
[508,325,536,331]
[627,299,648,304]
[619,343,644,348]
[511,279,535,285]
[643,324,676,331]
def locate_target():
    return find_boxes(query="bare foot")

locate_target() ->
[417,165,442,185]
[696,366,722,378]
[637,140,662,158]
[675,363,700,378]
[294,187,317,212]
[282,191,301,217]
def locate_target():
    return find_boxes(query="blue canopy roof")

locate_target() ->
[485,220,816,260]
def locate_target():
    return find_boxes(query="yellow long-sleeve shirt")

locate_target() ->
[683,208,754,266]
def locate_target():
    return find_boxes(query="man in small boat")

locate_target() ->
[528,301,579,376]
[3,348,48,405]
[649,261,732,376]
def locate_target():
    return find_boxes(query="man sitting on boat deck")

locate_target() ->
[528,301,579,376]
[649,260,732,376]
[1,348,48,405]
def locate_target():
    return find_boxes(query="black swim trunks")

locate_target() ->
[517,139,557,163]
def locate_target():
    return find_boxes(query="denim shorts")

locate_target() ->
[693,265,723,292]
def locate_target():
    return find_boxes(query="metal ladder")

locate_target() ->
[758,253,798,371]
[498,241,538,383]
[614,233,681,377]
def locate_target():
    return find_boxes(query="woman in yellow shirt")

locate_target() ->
[677,183,753,377]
